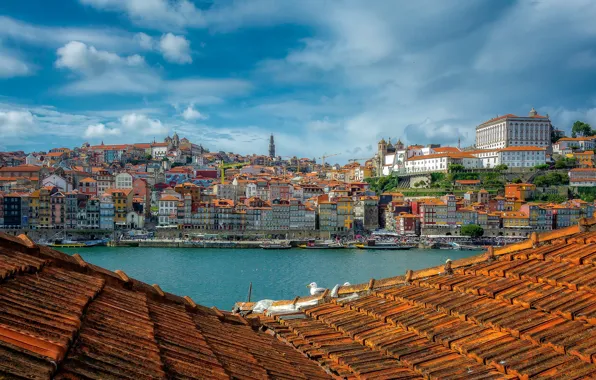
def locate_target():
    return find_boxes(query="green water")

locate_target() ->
[60,247,480,310]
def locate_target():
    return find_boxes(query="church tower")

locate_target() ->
[269,134,276,158]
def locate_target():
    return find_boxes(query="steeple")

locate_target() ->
[269,134,276,158]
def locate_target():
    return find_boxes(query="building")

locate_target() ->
[404,152,481,174]
[353,196,379,232]
[115,172,134,189]
[318,201,338,232]
[554,137,596,153]
[475,108,551,150]
[99,192,115,230]
[78,177,97,197]
[0,164,41,179]
[396,212,420,235]
[2,193,22,228]
[269,134,275,158]
[158,194,181,226]
[505,183,536,201]
[569,168,596,186]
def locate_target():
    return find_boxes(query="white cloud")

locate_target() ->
[0,16,141,53]
[84,123,121,138]
[55,41,144,75]
[0,44,32,78]
[0,110,35,136]
[134,32,154,50]
[182,105,207,120]
[159,33,192,64]
[79,0,206,31]
[120,113,168,135]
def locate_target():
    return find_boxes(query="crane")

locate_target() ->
[218,161,250,184]
[318,153,340,168]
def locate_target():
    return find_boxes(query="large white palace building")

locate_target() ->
[475,108,552,150]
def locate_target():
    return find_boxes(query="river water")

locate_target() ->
[60,247,481,310]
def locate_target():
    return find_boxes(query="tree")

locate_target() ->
[571,121,594,138]
[448,164,465,172]
[494,164,508,171]
[513,178,523,184]
[534,164,549,170]
[145,154,152,161]
[551,128,565,144]
[554,158,567,169]
[461,224,484,238]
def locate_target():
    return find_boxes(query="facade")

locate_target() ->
[99,193,115,230]
[569,168,596,187]
[115,172,134,189]
[353,196,379,232]
[554,137,596,153]
[475,108,551,150]
[404,153,481,174]
[158,194,180,226]
[78,177,97,197]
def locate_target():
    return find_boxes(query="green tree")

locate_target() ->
[448,164,465,172]
[461,224,484,238]
[571,121,594,138]
[512,178,523,184]
[534,164,549,170]
[145,154,152,161]
[551,129,565,144]
[554,158,567,169]
[494,164,508,171]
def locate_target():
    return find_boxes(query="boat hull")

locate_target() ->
[356,244,415,250]
[260,245,292,250]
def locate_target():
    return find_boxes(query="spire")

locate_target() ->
[269,134,276,158]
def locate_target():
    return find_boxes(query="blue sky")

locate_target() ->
[1,0,596,161]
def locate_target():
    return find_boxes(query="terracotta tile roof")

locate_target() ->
[0,233,331,379]
[237,219,596,379]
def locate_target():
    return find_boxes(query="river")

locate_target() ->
[60,246,481,310]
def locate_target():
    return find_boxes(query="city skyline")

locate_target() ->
[1,0,596,159]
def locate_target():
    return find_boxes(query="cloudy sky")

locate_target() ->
[1,0,596,161]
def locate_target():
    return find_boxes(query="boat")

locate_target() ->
[298,239,344,249]
[49,241,87,248]
[355,239,415,250]
[260,243,292,250]
[49,238,109,248]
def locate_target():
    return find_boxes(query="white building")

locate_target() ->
[151,143,169,158]
[158,194,181,225]
[404,153,481,174]
[42,174,72,192]
[470,146,547,168]
[115,172,133,189]
[569,168,596,187]
[475,108,551,150]
[553,137,596,154]
[213,183,236,200]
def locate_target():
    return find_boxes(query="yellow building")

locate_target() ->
[106,188,133,228]
[28,189,40,227]
[501,211,530,228]
[38,187,52,228]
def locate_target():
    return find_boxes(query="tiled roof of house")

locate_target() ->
[0,233,331,380]
[239,218,596,379]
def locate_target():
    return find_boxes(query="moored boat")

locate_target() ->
[260,243,292,250]
[356,239,415,250]
[298,239,344,249]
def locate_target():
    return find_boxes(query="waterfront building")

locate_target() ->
[317,200,338,232]
[106,188,133,228]
[501,211,530,229]
[2,193,22,228]
[271,199,290,230]
[50,191,65,229]
[552,204,581,229]
[475,108,551,150]
[269,180,292,200]
[353,196,379,232]
[158,194,180,226]
[396,212,420,236]
[520,203,553,231]
[336,196,354,231]
[99,192,114,230]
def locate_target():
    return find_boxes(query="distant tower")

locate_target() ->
[529,107,538,117]
[269,134,276,158]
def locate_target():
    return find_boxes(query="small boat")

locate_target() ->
[356,239,415,250]
[49,242,87,248]
[299,239,345,249]
[260,243,292,250]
